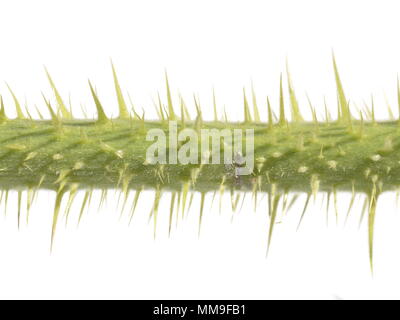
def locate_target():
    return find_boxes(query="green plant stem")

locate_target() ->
[0,118,397,195]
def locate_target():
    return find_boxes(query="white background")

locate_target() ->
[0,0,400,299]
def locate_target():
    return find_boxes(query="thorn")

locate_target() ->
[127,92,140,120]
[176,191,182,220]
[5,83,25,119]
[198,192,206,238]
[333,187,338,225]
[181,181,190,217]
[180,95,185,127]
[243,88,252,123]
[278,74,286,126]
[165,71,176,121]
[267,97,273,130]
[306,94,319,133]
[23,98,33,121]
[371,94,376,125]
[212,88,218,122]
[44,66,72,119]
[344,181,355,225]
[267,188,281,256]
[324,97,331,124]
[384,93,394,120]
[50,187,66,253]
[359,195,369,229]
[64,184,79,226]
[68,93,74,118]
[332,53,351,122]
[110,60,130,119]
[310,175,320,200]
[41,92,60,125]
[397,74,400,124]
[129,187,143,225]
[4,190,8,217]
[80,103,88,119]
[153,92,165,122]
[296,193,311,231]
[152,187,162,239]
[34,105,44,120]
[286,59,303,122]
[152,97,162,121]
[182,95,191,121]
[169,192,177,237]
[17,191,22,230]
[193,94,202,130]
[0,95,7,123]
[88,80,109,124]
[347,100,353,132]
[251,81,261,122]
[359,110,364,137]
[368,185,378,275]
[78,190,91,226]
[223,105,228,123]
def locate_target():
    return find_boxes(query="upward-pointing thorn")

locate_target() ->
[0,95,7,123]
[110,60,130,119]
[278,74,286,126]
[306,94,319,132]
[371,94,376,125]
[44,67,72,119]
[267,97,273,130]
[165,71,176,121]
[88,80,109,124]
[332,52,351,122]
[127,92,140,120]
[251,81,261,123]
[243,88,252,123]
[397,75,400,123]
[286,58,303,122]
[212,88,218,122]
[180,97,185,127]
[41,92,59,125]
[5,83,25,119]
